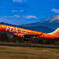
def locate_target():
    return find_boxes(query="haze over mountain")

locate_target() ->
[0,15,59,33]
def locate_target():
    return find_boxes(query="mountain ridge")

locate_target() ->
[0,15,59,33]
[23,15,59,30]
[0,22,54,33]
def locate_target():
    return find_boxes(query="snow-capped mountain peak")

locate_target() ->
[45,15,59,23]
[50,15,59,22]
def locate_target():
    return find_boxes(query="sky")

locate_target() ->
[0,0,59,25]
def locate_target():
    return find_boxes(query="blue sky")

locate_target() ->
[0,0,59,25]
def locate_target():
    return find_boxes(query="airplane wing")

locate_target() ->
[17,34,39,38]
[14,32,44,38]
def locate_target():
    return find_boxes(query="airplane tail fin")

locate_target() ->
[49,28,59,36]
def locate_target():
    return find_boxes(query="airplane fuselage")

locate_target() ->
[0,24,58,39]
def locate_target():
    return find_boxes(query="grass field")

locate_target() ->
[0,46,59,59]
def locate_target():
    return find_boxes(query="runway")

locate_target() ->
[0,42,59,49]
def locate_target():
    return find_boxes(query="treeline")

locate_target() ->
[0,33,59,45]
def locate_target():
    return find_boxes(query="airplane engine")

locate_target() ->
[18,34,23,38]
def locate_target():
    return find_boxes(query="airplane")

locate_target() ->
[0,24,59,41]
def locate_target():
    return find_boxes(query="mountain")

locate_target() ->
[0,22,23,28]
[0,22,53,33]
[22,26,54,33]
[0,15,59,33]
[23,15,59,30]
[47,15,59,23]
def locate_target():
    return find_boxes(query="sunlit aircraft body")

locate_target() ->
[0,24,59,40]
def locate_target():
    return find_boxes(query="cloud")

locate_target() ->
[1,15,37,19]
[12,10,17,12]
[3,15,20,18]
[14,15,20,17]
[20,10,24,12]
[13,0,26,3]
[51,8,59,13]
[24,15,37,19]
[12,10,24,13]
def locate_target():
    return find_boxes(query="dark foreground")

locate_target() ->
[0,46,59,59]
